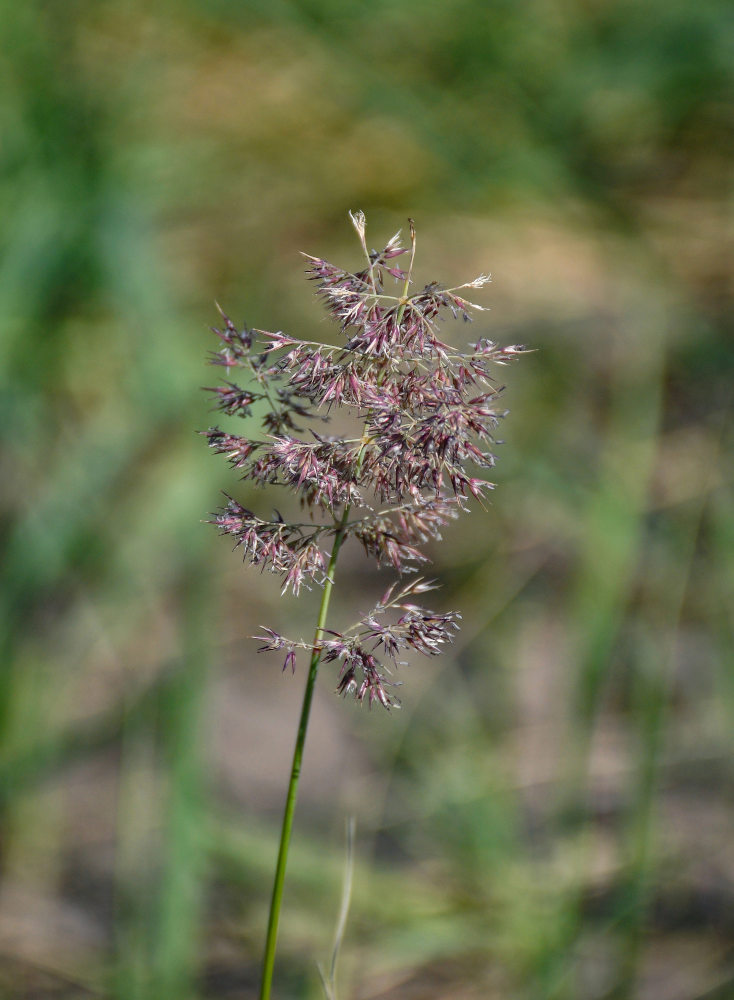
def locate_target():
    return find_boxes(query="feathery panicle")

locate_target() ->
[204,215,526,707]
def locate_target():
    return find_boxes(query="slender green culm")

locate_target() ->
[259,517,349,1000]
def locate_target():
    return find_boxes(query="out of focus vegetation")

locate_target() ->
[1,1,733,997]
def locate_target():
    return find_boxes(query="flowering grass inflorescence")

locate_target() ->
[205,212,526,710]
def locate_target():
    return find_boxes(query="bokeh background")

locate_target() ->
[1,1,733,998]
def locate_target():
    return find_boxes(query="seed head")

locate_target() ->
[204,216,526,708]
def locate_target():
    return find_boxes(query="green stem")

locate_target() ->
[258,509,350,1000]
[395,218,416,327]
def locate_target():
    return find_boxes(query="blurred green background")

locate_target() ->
[1,1,733,997]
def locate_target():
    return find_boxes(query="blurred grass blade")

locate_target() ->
[318,816,356,1000]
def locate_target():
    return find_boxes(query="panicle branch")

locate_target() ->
[210,495,329,596]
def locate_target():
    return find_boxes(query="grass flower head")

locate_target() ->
[205,214,525,708]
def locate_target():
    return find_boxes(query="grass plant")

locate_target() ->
[203,214,525,997]
[1,2,731,996]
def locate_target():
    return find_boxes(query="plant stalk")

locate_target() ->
[258,512,350,1000]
